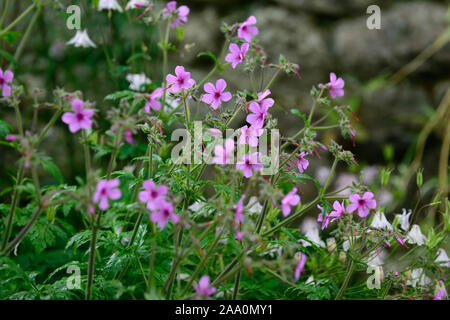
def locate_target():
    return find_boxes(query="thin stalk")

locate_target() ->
[82,130,91,177]
[264,68,281,92]
[11,6,42,67]
[335,259,355,300]
[232,267,242,300]
[85,214,100,300]
[0,163,24,251]
[147,223,158,291]
[37,109,63,145]
[0,0,11,29]
[161,21,171,113]
[0,2,36,37]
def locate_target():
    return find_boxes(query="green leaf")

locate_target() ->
[1,31,22,45]
[39,157,63,184]
[0,119,12,136]
[0,49,17,69]
[126,52,152,64]
[176,26,184,42]
[104,90,135,101]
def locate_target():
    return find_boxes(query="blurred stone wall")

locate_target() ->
[180,0,450,163]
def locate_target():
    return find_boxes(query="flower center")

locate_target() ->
[76,113,84,121]
[358,199,366,206]
[100,188,107,196]
[151,190,158,198]
[163,209,170,217]
[214,91,221,99]
[0,78,4,86]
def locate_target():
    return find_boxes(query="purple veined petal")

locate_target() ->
[282,204,290,216]
[138,190,149,203]
[166,73,178,84]
[142,179,155,190]
[215,79,227,92]
[61,112,76,125]
[203,82,215,94]
[177,5,189,16]
[334,78,345,88]
[329,72,336,82]
[246,15,257,25]
[174,65,185,77]
[348,194,361,203]
[221,91,232,102]
[241,43,250,54]
[157,185,169,196]
[210,99,221,110]
[68,122,81,133]
[231,60,240,69]
[202,93,214,105]
[347,203,358,213]
[83,108,95,118]
[224,139,234,153]
[363,191,374,200]
[99,196,109,211]
[150,100,161,111]
[166,1,177,11]
[1,84,11,97]
[108,188,122,200]
[0,68,3,78]
[261,98,274,109]
[228,43,240,54]
[358,207,370,217]
[152,88,164,99]
[170,212,180,224]
[366,199,377,209]
[71,99,84,112]
[248,101,261,114]
[3,70,14,82]
[79,118,92,130]
[108,178,120,188]
[247,26,258,37]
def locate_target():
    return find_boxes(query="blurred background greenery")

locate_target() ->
[0,0,449,221]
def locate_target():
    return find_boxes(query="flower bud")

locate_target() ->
[339,251,346,264]
[380,168,391,187]
[416,169,423,188]
[326,237,337,253]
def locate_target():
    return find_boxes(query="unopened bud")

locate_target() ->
[326,237,337,253]
[339,251,346,264]
[416,169,423,188]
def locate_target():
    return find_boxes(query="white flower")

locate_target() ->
[66,29,96,48]
[396,208,412,231]
[305,275,315,285]
[165,96,179,112]
[343,235,360,252]
[406,224,427,246]
[247,196,263,215]
[98,0,123,12]
[364,249,386,267]
[125,0,149,10]
[407,268,431,288]
[435,248,450,267]
[301,227,325,248]
[370,211,392,230]
[188,201,204,212]
[126,73,151,91]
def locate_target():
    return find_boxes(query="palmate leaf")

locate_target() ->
[39,156,63,184]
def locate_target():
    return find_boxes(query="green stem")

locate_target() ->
[0,2,35,37]
[85,214,100,300]
[0,0,11,29]
[106,128,124,179]
[0,163,24,251]
[264,68,281,92]
[161,22,171,113]
[335,259,355,300]
[37,109,63,145]
[11,5,42,67]
[147,223,158,292]
[232,267,242,300]
[13,105,23,136]
[307,87,325,124]
[321,158,338,197]
[82,130,91,178]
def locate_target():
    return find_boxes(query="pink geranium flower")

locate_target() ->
[235,195,245,226]
[246,102,268,129]
[326,72,345,98]
[166,66,196,93]
[93,179,122,211]
[145,88,163,113]
[162,1,189,28]
[317,204,330,230]
[281,187,300,217]
[238,16,258,42]
[225,43,249,69]
[193,275,216,299]
[239,125,263,147]
[294,252,307,281]
[124,129,134,144]
[347,192,376,218]
[150,200,180,229]
[202,79,232,110]
[329,200,345,222]
[5,134,17,141]
[0,68,14,97]
[212,138,234,165]
[138,180,169,210]
[61,98,94,133]
[297,152,309,173]
[236,152,263,178]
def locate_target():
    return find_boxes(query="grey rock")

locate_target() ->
[274,0,381,16]
[332,2,450,78]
